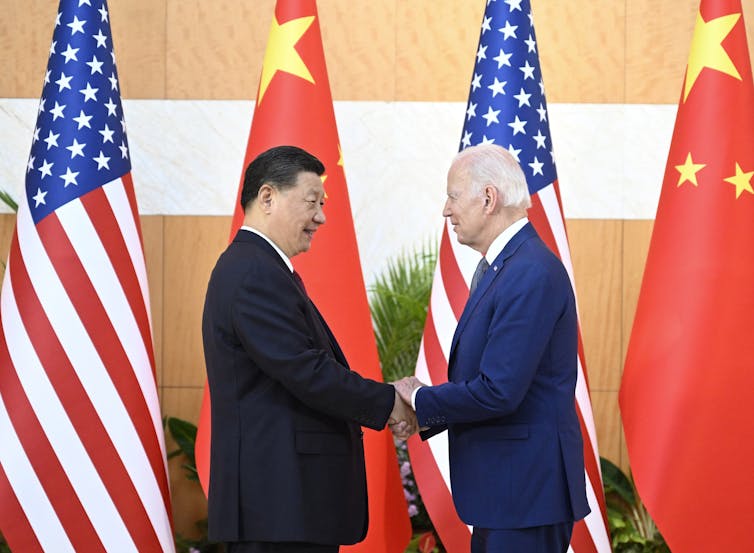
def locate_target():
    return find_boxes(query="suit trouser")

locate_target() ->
[226,542,338,553]
[471,521,574,553]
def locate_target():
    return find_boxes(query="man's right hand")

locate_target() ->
[388,390,418,440]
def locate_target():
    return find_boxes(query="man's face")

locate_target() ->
[443,164,485,250]
[268,171,326,258]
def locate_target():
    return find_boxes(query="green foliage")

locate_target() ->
[369,243,438,383]
[0,189,17,212]
[0,531,10,553]
[165,416,199,481]
[600,457,669,553]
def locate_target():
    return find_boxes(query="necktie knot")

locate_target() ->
[469,257,489,295]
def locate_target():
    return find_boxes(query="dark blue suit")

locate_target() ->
[202,230,395,547]
[415,223,589,543]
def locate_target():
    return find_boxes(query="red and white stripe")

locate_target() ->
[409,181,611,553]
[0,175,174,552]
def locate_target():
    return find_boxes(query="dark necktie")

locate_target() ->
[469,257,489,295]
[292,270,307,296]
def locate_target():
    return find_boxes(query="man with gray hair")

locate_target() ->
[393,144,589,552]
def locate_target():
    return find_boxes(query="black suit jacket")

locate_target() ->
[202,230,395,545]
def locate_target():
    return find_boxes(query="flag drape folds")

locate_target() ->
[0,1,174,552]
[621,1,754,550]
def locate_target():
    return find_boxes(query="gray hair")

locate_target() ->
[453,144,531,209]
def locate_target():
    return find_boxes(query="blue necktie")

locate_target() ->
[469,257,489,295]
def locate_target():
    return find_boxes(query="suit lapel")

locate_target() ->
[449,223,537,356]
[308,300,349,368]
[235,230,349,368]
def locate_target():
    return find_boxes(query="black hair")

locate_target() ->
[240,145,325,211]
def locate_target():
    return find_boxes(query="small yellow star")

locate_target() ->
[258,15,315,104]
[320,173,328,199]
[723,162,754,198]
[337,144,344,167]
[675,152,706,187]
[683,11,741,102]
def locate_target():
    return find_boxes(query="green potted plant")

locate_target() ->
[600,457,669,552]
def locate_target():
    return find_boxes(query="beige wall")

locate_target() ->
[3,0,752,538]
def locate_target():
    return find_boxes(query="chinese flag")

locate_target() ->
[620,1,754,550]
[194,1,411,551]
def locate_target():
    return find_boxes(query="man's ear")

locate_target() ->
[258,184,275,213]
[483,184,499,212]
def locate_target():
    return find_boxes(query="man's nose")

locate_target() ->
[442,200,452,217]
[314,206,326,224]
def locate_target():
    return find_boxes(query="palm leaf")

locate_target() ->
[0,189,18,212]
[165,416,199,481]
[369,242,437,383]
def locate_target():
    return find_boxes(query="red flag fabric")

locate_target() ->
[620,1,754,550]
[194,1,411,551]
[408,1,611,551]
[0,1,174,552]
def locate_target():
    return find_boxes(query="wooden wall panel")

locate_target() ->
[622,219,654,362]
[590,391,625,469]
[165,0,274,99]
[0,214,16,259]
[568,219,623,391]
[626,0,697,104]
[3,0,754,103]
[319,1,397,100]
[395,1,483,101]
[0,1,15,97]
[141,216,164,385]
[0,1,56,98]
[535,0,626,103]
[162,216,231,387]
[109,0,168,99]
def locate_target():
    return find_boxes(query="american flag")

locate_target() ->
[0,1,174,551]
[408,1,611,551]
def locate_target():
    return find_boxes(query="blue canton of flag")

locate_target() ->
[27,0,130,224]
[461,0,556,196]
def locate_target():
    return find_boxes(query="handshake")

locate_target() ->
[387,376,428,441]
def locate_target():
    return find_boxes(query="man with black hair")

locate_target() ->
[202,145,416,553]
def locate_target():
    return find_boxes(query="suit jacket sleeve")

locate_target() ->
[416,262,567,427]
[232,263,394,430]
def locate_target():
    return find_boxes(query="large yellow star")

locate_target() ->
[683,11,741,102]
[675,152,706,187]
[723,162,754,198]
[258,15,316,104]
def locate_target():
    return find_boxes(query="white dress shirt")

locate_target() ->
[241,225,293,273]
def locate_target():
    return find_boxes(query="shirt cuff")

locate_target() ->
[410,385,423,411]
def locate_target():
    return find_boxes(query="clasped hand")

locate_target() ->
[387,376,426,441]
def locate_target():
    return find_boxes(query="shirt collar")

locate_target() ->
[484,217,529,264]
[241,226,293,272]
